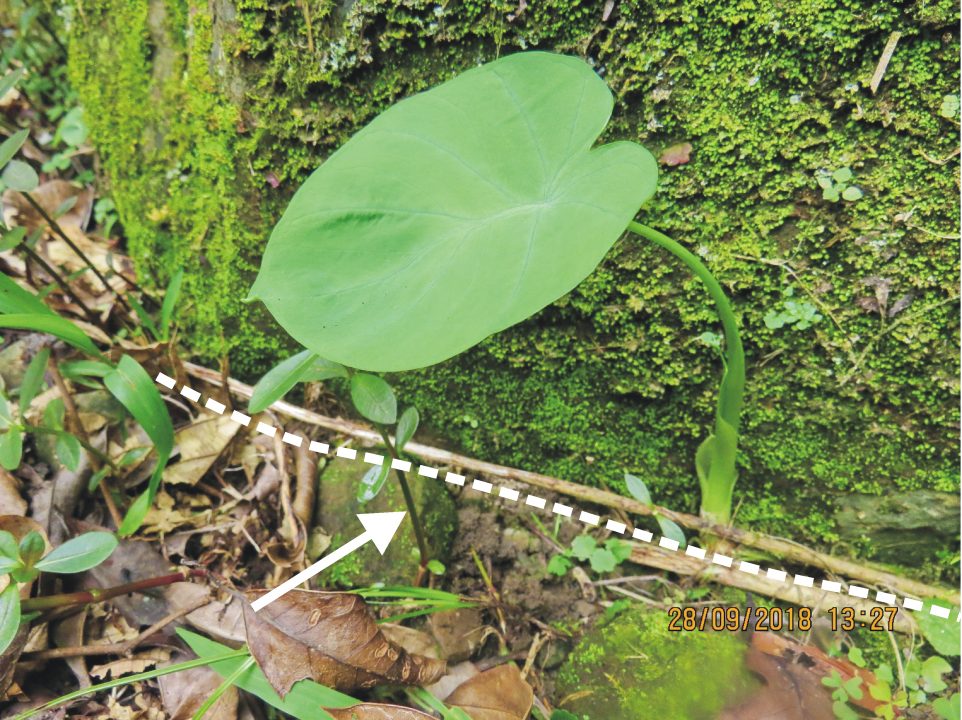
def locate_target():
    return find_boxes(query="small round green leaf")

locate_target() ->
[1,159,38,192]
[0,427,23,470]
[349,373,397,424]
[0,583,21,656]
[35,531,117,574]
[841,185,863,201]
[18,531,45,567]
[249,51,657,371]
[395,407,419,452]
[55,432,83,472]
[831,167,853,183]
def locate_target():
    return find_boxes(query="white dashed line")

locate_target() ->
[155,374,960,624]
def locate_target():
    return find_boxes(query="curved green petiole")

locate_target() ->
[626,221,746,525]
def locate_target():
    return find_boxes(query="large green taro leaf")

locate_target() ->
[249,51,658,371]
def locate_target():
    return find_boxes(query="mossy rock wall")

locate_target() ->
[64,0,960,570]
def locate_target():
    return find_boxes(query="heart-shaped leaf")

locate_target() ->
[249,51,657,371]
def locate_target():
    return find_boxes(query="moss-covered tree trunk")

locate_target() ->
[65,0,960,571]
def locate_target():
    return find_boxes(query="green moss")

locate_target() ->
[556,604,757,718]
[67,0,959,573]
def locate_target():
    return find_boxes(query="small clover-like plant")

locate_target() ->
[816,167,863,202]
[547,533,632,577]
[249,51,747,543]
[764,287,822,331]
[0,529,117,654]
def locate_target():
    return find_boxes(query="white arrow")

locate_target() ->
[250,511,406,612]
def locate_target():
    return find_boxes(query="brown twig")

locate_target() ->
[292,441,315,529]
[23,568,208,613]
[22,192,133,311]
[23,595,208,660]
[182,361,957,605]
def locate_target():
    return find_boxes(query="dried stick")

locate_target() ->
[183,362,956,605]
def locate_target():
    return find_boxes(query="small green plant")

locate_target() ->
[939,93,960,119]
[40,106,88,177]
[764,287,822,330]
[815,167,863,202]
[623,472,687,544]
[0,529,117,654]
[547,533,632,576]
[247,51,746,530]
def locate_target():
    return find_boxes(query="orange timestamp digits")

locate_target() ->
[667,605,813,632]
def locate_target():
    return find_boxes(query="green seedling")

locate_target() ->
[816,166,863,202]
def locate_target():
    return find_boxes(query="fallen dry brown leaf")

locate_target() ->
[327,705,435,719]
[164,415,240,486]
[89,648,171,680]
[158,653,239,720]
[445,664,534,720]
[243,589,447,696]
[0,469,26,516]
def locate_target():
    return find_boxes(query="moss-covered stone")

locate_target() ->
[313,455,457,586]
[65,0,960,575]
[556,604,757,718]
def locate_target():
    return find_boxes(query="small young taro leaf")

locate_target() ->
[0,583,21,656]
[105,355,174,535]
[249,51,657,372]
[177,628,357,720]
[249,349,318,413]
[0,426,23,470]
[55,432,82,471]
[18,347,49,414]
[624,472,652,505]
[34,531,117,573]
[0,128,29,169]
[394,407,419,452]
[349,373,397,425]
[356,462,391,504]
[1,159,38,192]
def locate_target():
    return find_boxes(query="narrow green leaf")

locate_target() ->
[55,432,82,471]
[0,395,11,429]
[2,160,38,192]
[703,417,738,523]
[104,356,174,535]
[0,129,29,170]
[177,629,357,720]
[0,427,23,470]
[302,357,349,381]
[18,347,49,415]
[249,349,317,413]
[0,583,21,656]
[87,466,108,493]
[395,407,419,452]
[0,555,20,575]
[0,68,25,102]
[127,295,160,340]
[158,268,183,339]
[35,531,117,574]
[694,435,714,496]
[0,313,101,357]
[59,359,112,380]
[43,396,64,430]
[0,272,52,315]
[356,462,391,504]
[624,472,652,505]
[349,373,397,424]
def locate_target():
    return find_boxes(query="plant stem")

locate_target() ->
[626,221,746,524]
[375,426,430,581]
[12,648,249,720]
[21,569,207,612]
[22,423,119,473]
[192,655,254,719]
[22,192,133,311]
[627,221,745,430]
[17,240,98,322]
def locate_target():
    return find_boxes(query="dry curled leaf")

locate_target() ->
[244,589,447,696]
[328,705,434,720]
[164,415,240,486]
[158,654,239,720]
[445,664,534,720]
